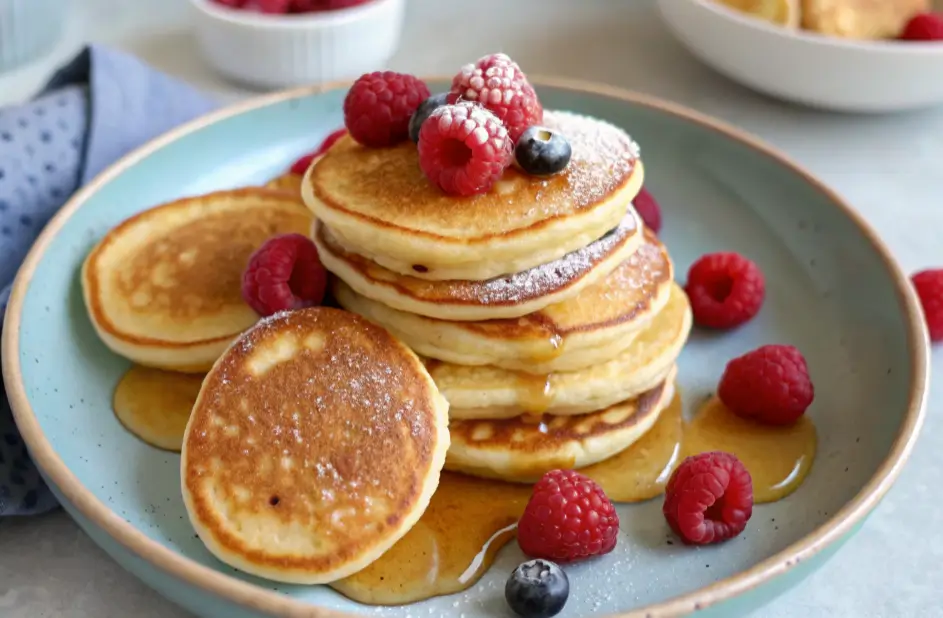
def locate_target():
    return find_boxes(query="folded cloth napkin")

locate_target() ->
[0,45,219,516]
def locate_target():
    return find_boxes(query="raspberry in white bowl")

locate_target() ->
[188,0,405,90]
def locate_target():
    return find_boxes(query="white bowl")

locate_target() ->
[0,0,65,72]
[188,0,405,90]
[657,0,943,112]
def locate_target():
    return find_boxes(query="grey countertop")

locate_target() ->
[1,0,941,616]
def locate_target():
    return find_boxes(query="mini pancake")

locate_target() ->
[333,229,673,373]
[433,282,691,419]
[112,366,203,452]
[314,208,643,322]
[264,173,303,195]
[445,371,676,483]
[82,188,313,373]
[181,307,450,584]
[304,110,644,281]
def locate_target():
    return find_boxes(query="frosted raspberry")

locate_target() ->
[417,102,513,196]
[448,53,543,141]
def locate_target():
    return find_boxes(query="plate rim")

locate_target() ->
[1,76,930,618]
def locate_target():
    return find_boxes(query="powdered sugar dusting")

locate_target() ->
[475,208,638,305]
[544,110,640,209]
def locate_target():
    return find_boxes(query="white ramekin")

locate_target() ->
[0,0,65,72]
[188,0,405,91]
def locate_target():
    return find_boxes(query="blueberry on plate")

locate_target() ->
[514,126,572,177]
[505,558,569,618]
[408,92,449,143]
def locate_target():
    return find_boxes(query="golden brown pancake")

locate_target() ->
[181,307,450,584]
[264,173,303,195]
[82,188,313,372]
[314,208,643,321]
[112,366,203,452]
[304,110,644,280]
[333,228,673,372]
[433,282,691,418]
[445,373,675,483]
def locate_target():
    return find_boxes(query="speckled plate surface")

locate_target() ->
[2,80,930,618]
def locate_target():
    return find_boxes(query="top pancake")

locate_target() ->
[82,188,313,372]
[181,307,450,584]
[304,110,643,281]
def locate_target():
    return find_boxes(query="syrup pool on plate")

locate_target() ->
[683,396,817,503]
[580,389,684,502]
[109,369,818,606]
[331,472,532,605]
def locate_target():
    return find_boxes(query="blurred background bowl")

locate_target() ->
[657,0,943,113]
[0,0,66,73]
[188,0,404,90]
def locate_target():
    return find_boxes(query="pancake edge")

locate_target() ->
[314,210,645,321]
[81,188,309,373]
[303,160,644,280]
[179,307,451,584]
[444,370,677,484]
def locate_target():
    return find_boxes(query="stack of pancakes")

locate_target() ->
[303,110,692,484]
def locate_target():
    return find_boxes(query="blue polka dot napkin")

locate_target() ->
[0,45,219,516]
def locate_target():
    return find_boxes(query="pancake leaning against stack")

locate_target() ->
[304,99,691,484]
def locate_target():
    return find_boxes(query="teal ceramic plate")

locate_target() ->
[2,80,930,618]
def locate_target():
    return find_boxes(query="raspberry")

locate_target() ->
[418,102,513,196]
[900,13,943,41]
[718,344,814,425]
[912,269,943,342]
[242,233,327,317]
[448,53,543,142]
[289,128,347,175]
[663,452,753,546]
[685,252,765,329]
[255,0,291,12]
[633,187,662,233]
[290,0,369,10]
[212,0,248,7]
[517,469,620,563]
[343,72,430,147]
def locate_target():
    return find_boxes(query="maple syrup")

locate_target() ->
[514,371,555,416]
[581,390,684,502]
[683,397,817,503]
[110,364,817,607]
[112,365,204,452]
[331,472,531,605]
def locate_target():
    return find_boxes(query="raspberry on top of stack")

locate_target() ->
[298,54,691,488]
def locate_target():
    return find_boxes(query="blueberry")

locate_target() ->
[408,93,449,143]
[514,126,572,177]
[505,559,569,618]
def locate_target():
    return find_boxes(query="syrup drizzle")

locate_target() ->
[683,397,817,503]
[111,370,817,607]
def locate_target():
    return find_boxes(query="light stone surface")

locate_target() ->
[0,0,941,616]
